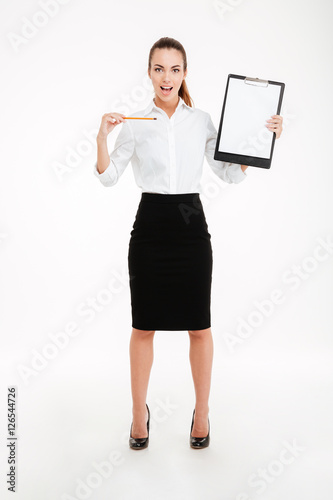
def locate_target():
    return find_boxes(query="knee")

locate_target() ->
[188,328,211,339]
[132,328,155,338]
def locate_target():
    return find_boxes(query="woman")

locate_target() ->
[94,37,283,450]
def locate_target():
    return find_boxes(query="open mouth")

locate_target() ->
[160,86,173,95]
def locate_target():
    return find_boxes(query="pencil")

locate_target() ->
[123,117,157,120]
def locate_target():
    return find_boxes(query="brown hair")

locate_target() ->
[148,37,194,108]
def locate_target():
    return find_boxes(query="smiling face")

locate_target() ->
[148,48,187,105]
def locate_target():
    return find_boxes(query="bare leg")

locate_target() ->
[188,328,214,437]
[129,328,155,438]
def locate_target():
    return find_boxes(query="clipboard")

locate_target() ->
[214,74,285,169]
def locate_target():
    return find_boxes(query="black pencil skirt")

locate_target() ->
[128,192,213,331]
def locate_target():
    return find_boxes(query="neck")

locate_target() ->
[154,95,180,113]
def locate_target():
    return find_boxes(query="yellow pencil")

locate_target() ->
[123,117,157,120]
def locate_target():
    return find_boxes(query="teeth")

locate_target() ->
[161,86,172,89]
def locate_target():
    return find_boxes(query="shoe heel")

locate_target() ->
[190,408,210,449]
[129,403,150,450]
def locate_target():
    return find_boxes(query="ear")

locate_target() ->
[147,69,151,80]
[184,68,188,79]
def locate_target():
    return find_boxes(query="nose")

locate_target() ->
[161,71,173,83]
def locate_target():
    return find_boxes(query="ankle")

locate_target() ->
[132,404,148,417]
[194,405,209,417]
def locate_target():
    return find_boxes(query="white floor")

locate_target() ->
[3,330,333,500]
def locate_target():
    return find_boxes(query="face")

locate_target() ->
[148,48,187,103]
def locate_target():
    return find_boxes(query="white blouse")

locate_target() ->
[93,96,247,194]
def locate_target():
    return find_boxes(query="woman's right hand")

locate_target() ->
[97,112,126,140]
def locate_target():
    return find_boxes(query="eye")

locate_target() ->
[154,68,180,72]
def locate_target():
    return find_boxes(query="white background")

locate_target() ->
[1,0,332,499]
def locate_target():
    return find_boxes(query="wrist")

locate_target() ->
[97,133,108,142]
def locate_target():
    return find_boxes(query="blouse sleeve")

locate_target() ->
[93,120,135,187]
[204,113,247,184]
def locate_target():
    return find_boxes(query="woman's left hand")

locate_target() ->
[266,115,283,139]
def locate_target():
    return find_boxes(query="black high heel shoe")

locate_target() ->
[129,403,150,450]
[190,409,210,449]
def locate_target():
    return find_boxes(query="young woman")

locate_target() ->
[94,37,283,450]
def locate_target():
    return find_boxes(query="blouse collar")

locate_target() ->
[141,95,194,117]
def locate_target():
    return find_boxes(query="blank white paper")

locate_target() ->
[218,77,282,158]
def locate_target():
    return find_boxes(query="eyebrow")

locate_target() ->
[153,64,181,68]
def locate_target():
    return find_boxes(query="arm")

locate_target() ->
[93,121,135,187]
[96,134,111,174]
[205,113,248,184]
